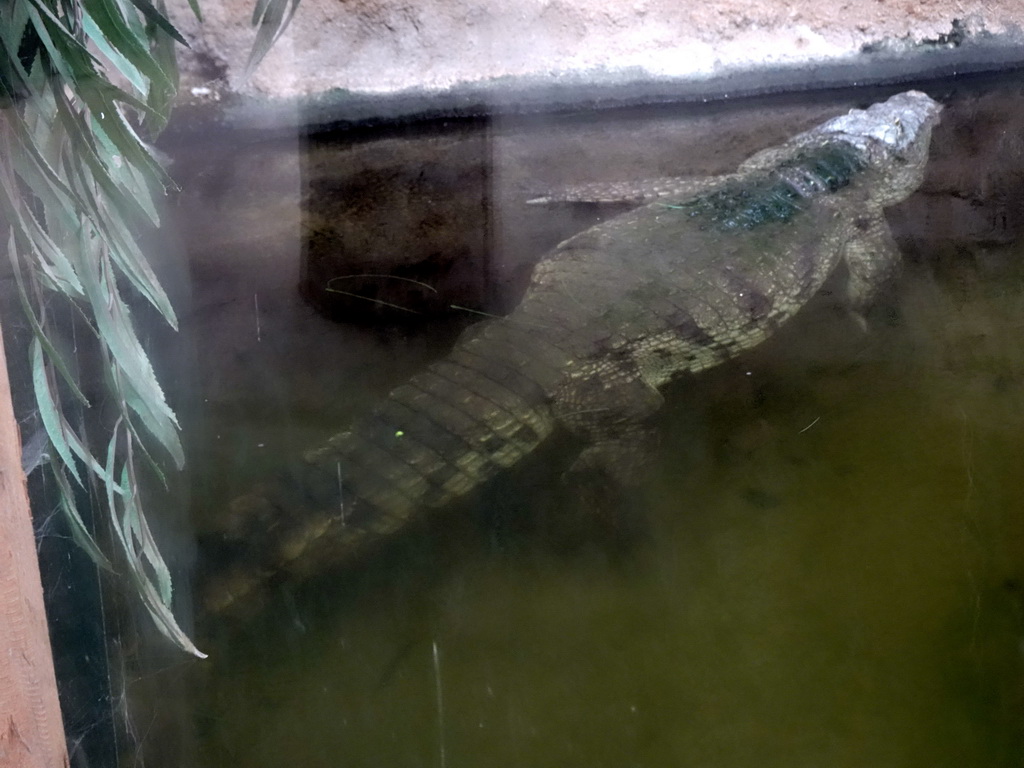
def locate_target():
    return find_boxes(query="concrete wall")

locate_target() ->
[169,0,1024,113]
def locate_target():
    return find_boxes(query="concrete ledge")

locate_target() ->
[164,26,1024,136]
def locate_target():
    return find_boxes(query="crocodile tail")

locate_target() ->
[203,321,558,614]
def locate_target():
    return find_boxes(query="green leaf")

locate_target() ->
[4,101,86,228]
[244,0,300,78]
[52,91,160,218]
[251,0,272,25]
[64,185,162,323]
[102,427,202,656]
[75,252,183,468]
[31,337,84,486]
[90,115,163,225]
[82,8,147,95]
[79,0,173,93]
[122,417,168,488]
[53,120,177,327]
[51,464,114,570]
[61,405,125,484]
[114,364,185,468]
[103,417,122,502]
[114,465,206,658]
[0,190,86,298]
[0,6,40,103]
[143,5,178,134]
[111,0,151,41]
[125,0,188,46]
[23,3,89,88]
[101,203,177,323]
[122,476,172,606]
[73,82,166,183]
[6,237,90,405]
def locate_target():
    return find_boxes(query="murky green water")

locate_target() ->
[136,78,1024,767]
[184,251,1024,768]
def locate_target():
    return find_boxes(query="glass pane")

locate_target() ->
[4,28,1023,767]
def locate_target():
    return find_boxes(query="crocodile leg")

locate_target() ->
[544,356,666,540]
[841,213,904,320]
[553,357,665,485]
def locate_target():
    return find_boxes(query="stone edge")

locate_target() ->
[161,28,1024,138]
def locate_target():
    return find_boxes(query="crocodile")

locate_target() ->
[202,90,942,614]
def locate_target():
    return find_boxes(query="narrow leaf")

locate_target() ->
[63,409,125,485]
[4,192,86,297]
[78,0,172,92]
[31,337,83,485]
[82,9,147,95]
[244,0,300,78]
[123,478,172,605]
[51,464,113,570]
[75,255,183,467]
[143,5,178,134]
[114,466,206,657]
[23,4,86,87]
[6,238,90,405]
[251,0,273,25]
[125,0,188,45]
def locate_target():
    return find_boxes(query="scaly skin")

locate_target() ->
[203,91,942,614]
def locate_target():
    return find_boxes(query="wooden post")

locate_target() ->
[0,325,69,768]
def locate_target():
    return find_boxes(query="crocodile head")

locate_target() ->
[812,90,943,205]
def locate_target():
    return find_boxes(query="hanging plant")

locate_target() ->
[0,0,300,657]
